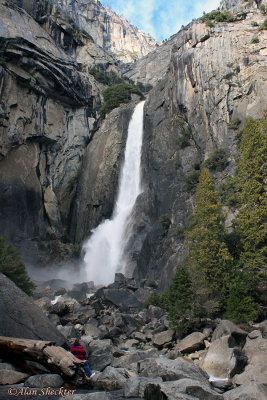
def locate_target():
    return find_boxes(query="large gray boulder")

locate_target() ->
[87,339,114,371]
[223,382,267,400]
[144,378,222,400]
[0,370,29,384]
[60,393,111,400]
[0,274,65,345]
[152,329,175,347]
[176,332,206,354]
[201,335,246,378]
[212,321,247,345]
[25,374,64,388]
[112,349,158,368]
[139,357,208,382]
[93,366,128,391]
[233,329,267,386]
[124,377,163,398]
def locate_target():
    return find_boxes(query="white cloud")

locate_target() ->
[102,0,221,40]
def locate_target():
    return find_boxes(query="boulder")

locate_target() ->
[93,288,142,313]
[201,335,246,378]
[112,349,158,368]
[93,366,127,391]
[243,329,267,363]
[124,377,163,398]
[212,321,247,346]
[0,362,17,371]
[144,378,222,400]
[49,296,79,316]
[84,323,102,338]
[252,320,267,335]
[139,357,208,382]
[223,382,267,400]
[67,283,92,302]
[57,325,78,339]
[152,329,175,347]
[88,340,113,371]
[0,274,65,345]
[176,332,206,354]
[0,370,29,384]
[25,374,64,388]
[233,347,267,386]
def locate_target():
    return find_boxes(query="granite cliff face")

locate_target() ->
[0,0,123,264]
[123,0,267,287]
[51,0,158,63]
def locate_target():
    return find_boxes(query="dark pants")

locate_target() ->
[83,362,93,377]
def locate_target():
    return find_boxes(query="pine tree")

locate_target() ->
[0,236,34,295]
[167,264,193,332]
[235,110,267,276]
[185,168,233,316]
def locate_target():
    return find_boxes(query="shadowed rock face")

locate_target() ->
[0,0,124,264]
[0,273,65,344]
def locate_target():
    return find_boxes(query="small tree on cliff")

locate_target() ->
[185,168,233,316]
[0,236,34,295]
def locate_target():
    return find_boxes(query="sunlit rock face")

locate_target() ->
[124,2,267,287]
[50,0,158,63]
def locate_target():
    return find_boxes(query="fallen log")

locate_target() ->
[0,336,86,383]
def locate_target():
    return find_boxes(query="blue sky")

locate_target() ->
[100,0,221,41]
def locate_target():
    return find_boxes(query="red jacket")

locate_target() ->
[70,343,87,360]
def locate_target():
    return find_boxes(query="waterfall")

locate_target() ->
[82,101,145,286]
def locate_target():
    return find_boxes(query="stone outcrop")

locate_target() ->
[52,0,158,63]
[0,274,65,344]
[125,1,267,287]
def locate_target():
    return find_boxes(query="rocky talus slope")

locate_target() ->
[0,273,266,400]
[51,0,158,63]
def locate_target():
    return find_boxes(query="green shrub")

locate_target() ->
[200,10,236,24]
[174,225,185,239]
[100,83,143,118]
[171,116,185,128]
[0,236,35,295]
[175,126,191,149]
[218,176,240,207]
[89,69,123,86]
[159,214,171,230]
[144,292,167,308]
[182,169,201,191]
[251,37,260,43]
[205,20,214,27]
[204,148,228,171]
[260,4,266,14]
[228,117,242,131]
[258,19,267,30]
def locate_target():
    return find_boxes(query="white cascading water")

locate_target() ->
[82,101,145,285]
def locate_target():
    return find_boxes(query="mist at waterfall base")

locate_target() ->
[81,101,145,286]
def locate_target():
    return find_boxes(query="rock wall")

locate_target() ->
[0,0,123,264]
[51,0,158,63]
[126,1,267,287]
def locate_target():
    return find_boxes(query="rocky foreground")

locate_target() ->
[0,272,266,400]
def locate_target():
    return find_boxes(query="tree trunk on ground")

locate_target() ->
[0,336,86,384]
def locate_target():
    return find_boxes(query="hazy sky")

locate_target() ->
[99,0,221,41]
